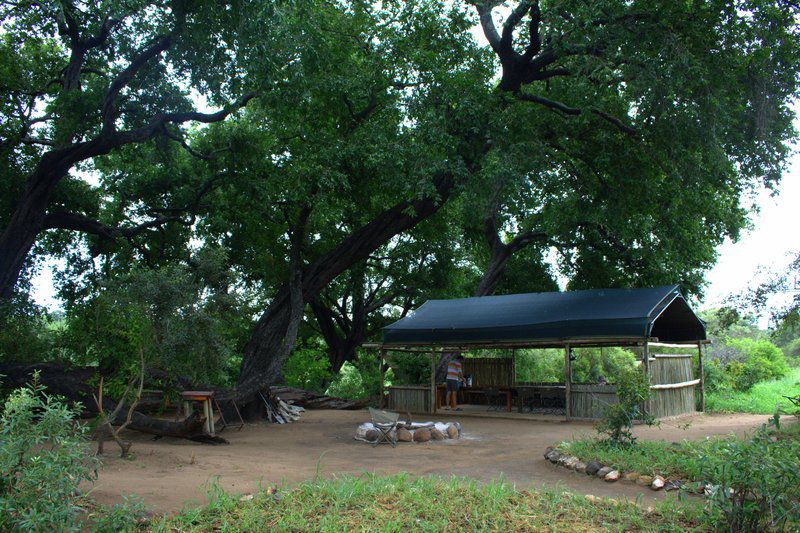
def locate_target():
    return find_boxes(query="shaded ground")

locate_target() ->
[90,410,769,513]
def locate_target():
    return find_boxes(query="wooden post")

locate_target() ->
[564,344,571,422]
[511,348,516,384]
[697,341,705,412]
[430,349,437,414]
[379,348,386,409]
[642,341,651,417]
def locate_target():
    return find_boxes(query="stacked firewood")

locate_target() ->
[260,391,305,424]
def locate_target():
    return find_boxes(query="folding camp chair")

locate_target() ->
[368,407,399,448]
[485,388,504,411]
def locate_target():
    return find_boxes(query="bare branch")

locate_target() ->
[514,92,581,115]
[590,109,636,135]
[101,35,173,135]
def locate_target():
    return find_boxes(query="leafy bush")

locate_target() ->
[699,424,800,532]
[90,495,148,532]
[326,350,383,400]
[284,342,332,393]
[0,374,96,531]
[595,365,655,446]
[727,338,788,391]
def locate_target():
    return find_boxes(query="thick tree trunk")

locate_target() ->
[0,156,73,300]
[236,172,455,398]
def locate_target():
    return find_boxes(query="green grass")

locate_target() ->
[149,474,711,532]
[706,367,800,414]
[557,417,800,483]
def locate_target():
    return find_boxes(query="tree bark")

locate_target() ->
[235,172,455,399]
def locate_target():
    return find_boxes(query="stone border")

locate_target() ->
[543,447,715,495]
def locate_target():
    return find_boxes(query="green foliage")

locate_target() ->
[728,338,788,391]
[62,251,250,387]
[0,374,96,532]
[89,495,149,533]
[595,365,655,446]
[511,347,637,384]
[699,425,800,532]
[706,367,800,414]
[326,350,383,400]
[150,473,708,531]
[284,342,332,394]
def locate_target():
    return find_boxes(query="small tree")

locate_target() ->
[93,350,145,458]
[0,373,96,531]
[596,365,656,446]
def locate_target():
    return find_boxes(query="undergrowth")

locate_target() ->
[705,367,800,414]
[150,474,710,532]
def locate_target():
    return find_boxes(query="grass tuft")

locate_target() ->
[149,474,710,532]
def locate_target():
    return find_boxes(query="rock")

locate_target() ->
[430,428,445,440]
[664,479,683,492]
[413,428,431,442]
[365,429,379,442]
[546,450,562,463]
[446,424,458,439]
[596,467,613,478]
[585,494,598,503]
[651,476,665,491]
[574,461,587,474]
[585,461,602,475]
[396,428,413,442]
[623,472,639,482]
[558,455,578,469]
[453,422,462,436]
[636,475,653,487]
[543,446,555,458]
[604,470,620,482]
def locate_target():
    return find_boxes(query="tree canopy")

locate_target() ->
[1,0,798,411]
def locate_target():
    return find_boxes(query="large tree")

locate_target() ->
[3,0,799,431]
[0,0,261,303]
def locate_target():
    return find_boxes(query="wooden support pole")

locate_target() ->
[430,349,437,414]
[379,348,386,409]
[564,344,571,422]
[642,341,651,417]
[511,348,516,384]
[697,341,705,412]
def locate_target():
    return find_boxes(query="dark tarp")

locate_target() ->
[382,285,706,346]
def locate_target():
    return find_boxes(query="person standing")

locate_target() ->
[444,355,465,410]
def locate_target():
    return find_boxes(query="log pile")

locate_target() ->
[267,386,371,410]
[259,391,305,424]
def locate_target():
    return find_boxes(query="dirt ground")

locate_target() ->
[90,410,771,513]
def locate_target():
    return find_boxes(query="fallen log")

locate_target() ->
[268,386,371,410]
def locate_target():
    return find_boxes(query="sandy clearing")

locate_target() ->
[89,410,771,513]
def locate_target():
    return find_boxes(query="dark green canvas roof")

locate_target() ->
[382,285,706,346]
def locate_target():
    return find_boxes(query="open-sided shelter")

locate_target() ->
[365,285,708,420]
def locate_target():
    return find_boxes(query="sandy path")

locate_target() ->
[89,410,770,513]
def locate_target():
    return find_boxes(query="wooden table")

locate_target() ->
[436,385,513,412]
[181,390,216,435]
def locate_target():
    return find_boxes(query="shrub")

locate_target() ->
[727,338,788,391]
[0,374,97,531]
[284,343,332,393]
[698,424,800,532]
[595,365,655,446]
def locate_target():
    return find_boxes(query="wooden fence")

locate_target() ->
[384,353,697,419]
[647,354,697,418]
[387,385,432,413]
[571,384,618,419]
[463,357,513,387]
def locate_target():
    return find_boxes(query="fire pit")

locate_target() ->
[355,420,461,444]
